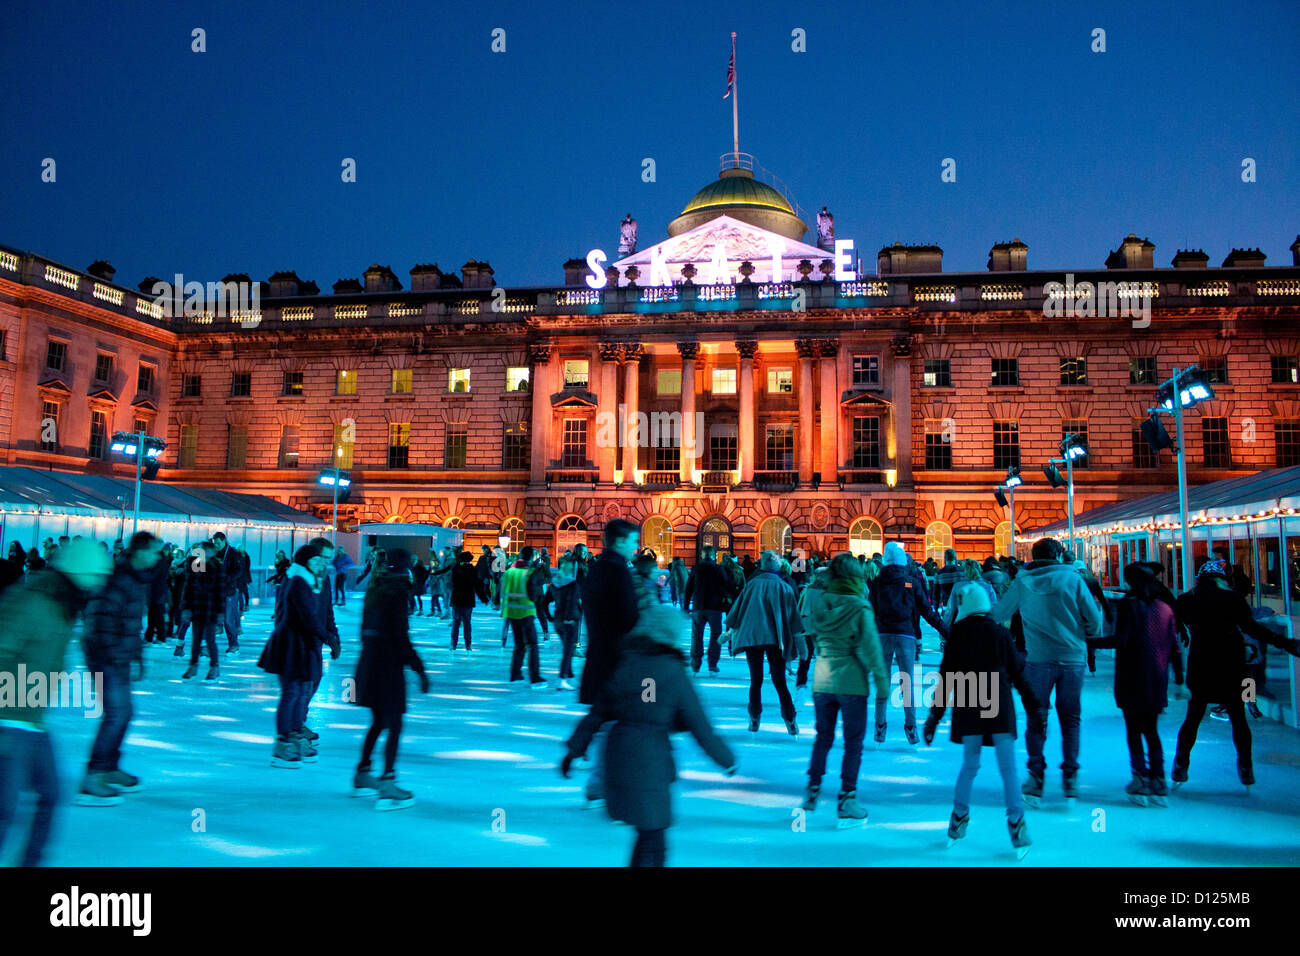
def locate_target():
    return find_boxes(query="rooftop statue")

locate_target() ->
[817,206,834,249]
[618,214,638,256]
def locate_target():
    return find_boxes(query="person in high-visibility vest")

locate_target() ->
[502,546,548,687]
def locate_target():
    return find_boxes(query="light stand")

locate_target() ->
[1149,365,1214,590]
[317,468,352,546]
[110,430,166,536]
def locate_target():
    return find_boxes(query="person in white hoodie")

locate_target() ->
[991,537,1102,805]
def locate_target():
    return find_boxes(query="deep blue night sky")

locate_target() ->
[2,0,1296,289]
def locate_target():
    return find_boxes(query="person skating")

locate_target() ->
[332,546,354,607]
[932,548,964,610]
[502,546,548,688]
[353,548,429,808]
[668,556,688,608]
[435,549,479,652]
[210,532,243,654]
[181,541,223,680]
[140,540,171,644]
[258,544,337,768]
[684,545,730,674]
[548,554,582,688]
[561,619,736,866]
[77,532,161,805]
[409,553,431,616]
[1171,559,1300,791]
[991,537,1102,805]
[923,586,1040,860]
[299,537,342,752]
[798,555,890,826]
[1086,562,1180,807]
[725,550,805,735]
[869,542,949,745]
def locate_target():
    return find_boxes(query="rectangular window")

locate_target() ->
[46,339,67,373]
[447,368,469,393]
[561,419,587,467]
[852,355,880,388]
[1062,421,1089,469]
[332,423,354,469]
[654,443,679,471]
[1200,355,1228,385]
[991,358,1019,387]
[709,425,738,471]
[1132,425,1158,469]
[993,421,1020,469]
[182,373,202,398]
[87,412,108,460]
[227,425,248,469]
[282,370,303,396]
[767,368,794,394]
[230,371,251,397]
[923,359,951,388]
[93,353,113,382]
[1129,356,1157,386]
[445,425,467,469]
[132,418,148,436]
[1270,355,1299,385]
[1277,420,1300,468]
[40,401,59,452]
[1202,417,1230,468]
[924,421,952,469]
[1059,357,1088,386]
[657,369,681,395]
[563,360,589,389]
[502,423,529,469]
[137,363,155,395]
[506,366,530,393]
[336,369,357,395]
[712,367,737,394]
[764,424,795,470]
[851,417,881,468]
[387,423,410,468]
[278,425,300,468]
[177,424,198,468]
[392,368,414,394]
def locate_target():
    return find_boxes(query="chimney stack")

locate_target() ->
[876,242,943,275]
[268,271,303,297]
[1291,236,1300,266]
[986,239,1028,272]
[87,260,116,282]
[461,259,495,289]
[1105,234,1155,269]
[409,264,444,292]
[1221,248,1266,268]
[332,278,363,294]
[363,264,402,293]
[1171,250,1209,269]
[563,258,588,285]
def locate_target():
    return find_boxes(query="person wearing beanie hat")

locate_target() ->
[956,585,992,621]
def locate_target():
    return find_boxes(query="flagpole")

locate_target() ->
[731,32,739,156]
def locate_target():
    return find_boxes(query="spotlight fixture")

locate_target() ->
[1042,463,1066,488]
[1060,433,1088,461]
[1004,466,1022,489]
[1140,414,1173,453]
[994,488,1008,508]
[1156,367,1215,412]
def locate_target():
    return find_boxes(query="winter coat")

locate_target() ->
[411,561,431,594]
[441,561,479,608]
[942,577,998,630]
[669,561,689,594]
[0,570,86,727]
[927,613,1039,745]
[991,560,1102,665]
[1174,579,1298,703]
[566,637,735,831]
[183,561,224,627]
[726,570,805,660]
[354,572,425,713]
[212,546,241,599]
[1088,596,1178,714]
[800,581,889,698]
[258,565,328,683]
[548,570,582,623]
[144,552,171,606]
[933,563,964,608]
[683,560,731,613]
[869,564,947,640]
[579,550,640,705]
[982,567,1011,596]
[82,561,150,668]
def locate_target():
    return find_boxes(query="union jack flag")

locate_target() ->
[723,32,736,99]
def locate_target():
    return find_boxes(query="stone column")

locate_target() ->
[677,341,699,484]
[621,343,642,481]
[796,338,817,486]
[597,342,621,483]
[891,334,914,487]
[737,339,758,483]
[817,338,840,480]
[527,341,552,485]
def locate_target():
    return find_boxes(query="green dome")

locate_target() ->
[681,175,794,216]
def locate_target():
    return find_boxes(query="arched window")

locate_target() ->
[500,516,524,553]
[555,514,587,555]
[924,520,953,564]
[848,517,884,558]
[442,515,462,529]
[758,516,792,556]
[384,514,405,524]
[698,516,732,556]
[993,520,1014,559]
[641,516,673,564]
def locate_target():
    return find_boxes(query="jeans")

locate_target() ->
[953,732,1023,823]
[223,593,241,647]
[335,573,347,606]
[874,634,919,731]
[86,661,133,774]
[631,827,666,867]
[1023,661,1085,777]
[1176,695,1252,770]
[0,726,60,866]
[276,675,314,736]
[451,606,473,650]
[690,610,723,671]
[1122,709,1164,778]
[743,645,795,721]
[509,616,542,683]
[555,619,578,679]
[808,692,868,791]
[304,668,322,730]
[189,621,218,665]
[144,603,168,642]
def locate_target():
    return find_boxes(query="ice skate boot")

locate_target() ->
[302,725,319,742]
[204,663,219,681]
[1171,754,1189,790]
[836,789,867,828]
[173,643,185,657]
[800,781,820,812]
[904,724,919,746]
[375,773,415,811]
[295,731,319,763]
[73,773,125,807]
[102,769,141,793]
[748,715,760,733]
[1062,770,1079,800]
[1147,774,1169,807]
[785,717,799,737]
[182,663,198,679]
[1021,772,1044,808]
[352,766,380,797]
[874,722,886,746]
[945,810,969,848]
[271,734,301,769]
[1125,773,1149,807]
[1238,759,1254,790]
[1008,816,1032,860]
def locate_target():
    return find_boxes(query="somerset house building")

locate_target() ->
[2,154,1298,579]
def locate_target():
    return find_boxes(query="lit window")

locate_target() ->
[177,424,198,468]
[1059,357,1087,386]
[563,360,589,389]
[758,516,792,556]
[278,425,300,468]
[392,368,413,394]
[924,521,953,564]
[282,370,303,396]
[388,423,411,468]
[333,423,354,469]
[337,369,357,395]
[506,366,530,392]
[767,368,793,394]
[712,367,737,394]
[448,368,470,393]
[923,359,951,387]
[657,369,681,395]
[1271,355,1299,385]
[848,517,883,558]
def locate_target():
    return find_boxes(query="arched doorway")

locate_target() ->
[641,516,673,565]
[848,516,884,558]
[758,516,792,557]
[698,516,732,557]
[555,514,587,555]
[924,520,953,564]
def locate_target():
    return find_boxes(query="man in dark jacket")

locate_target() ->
[182,541,224,680]
[870,542,949,744]
[475,545,494,604]
[79,531,161,803]
[684,545,730,674]
[141,544,172,643]
[210,531,242,653]
[578,519,642,806]
[299,537,343,750]
[932,548,963,609]
[435,549,480,651]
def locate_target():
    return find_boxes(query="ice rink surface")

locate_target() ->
[19,600,1300,867]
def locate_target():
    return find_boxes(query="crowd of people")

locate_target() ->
[0,522,1296,867]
